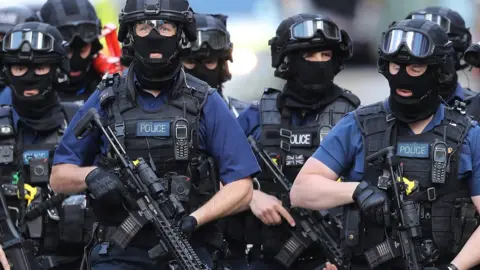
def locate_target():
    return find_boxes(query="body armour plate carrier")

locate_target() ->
[354,102,478,263]
[99,71,212,175]
[98,71,218,219]
[259,87,359,181]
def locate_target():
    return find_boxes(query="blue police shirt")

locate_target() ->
[312,99,480,196]
[0,87,12,105]
[53,85,261,185]
[237,105,320,140]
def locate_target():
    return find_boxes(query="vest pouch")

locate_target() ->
[260,224,290,256]
[0,107,15,165]
[450,197,478,254]
[59,195,86,244]
[431,192,457,254]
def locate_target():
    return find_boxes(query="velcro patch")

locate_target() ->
[23,150,49,165]
[136,121,170,137]
[396,142,429,158]
[289,133,313,146]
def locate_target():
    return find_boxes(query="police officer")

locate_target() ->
[405,7,474,105]
[0,5,39,94]
[183,13,249,115]
[236,13,360,270]
[49,0,258,269]
[291,19,480,270]
[40,0,103,103]
[1,22,90,269]
[463,45,480,120]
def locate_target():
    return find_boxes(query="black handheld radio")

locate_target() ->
[173,118,189,161]
[431,140,448,184]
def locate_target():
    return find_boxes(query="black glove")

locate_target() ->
[178,216,198,234]
[85,168,128,204]
[352,181,390,227]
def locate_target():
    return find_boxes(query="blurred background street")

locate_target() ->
[3,0,480,105]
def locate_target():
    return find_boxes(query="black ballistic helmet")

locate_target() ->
[406,6,471,70]
[378,19,455,83]
[0,5,39,34]
[118,0,196,44]
[464,42,480,67]
[1,22,69,81]
[269,13,353,79]
[40,0,102,53]
[189,13,233,61]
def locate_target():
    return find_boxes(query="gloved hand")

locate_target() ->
[178,216,198,234]
[85,168,128,204]
[352,181,390,227]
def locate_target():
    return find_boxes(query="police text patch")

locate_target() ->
[396,142,429,158]
[23,150,49,165]
[289,133,313,146]
[136,121,170,137]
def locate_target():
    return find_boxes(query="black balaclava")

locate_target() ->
[277,50,343,111]
[132,29,181,90]
[384,63,441,123]
[7,64,63,131]
[63,37,93,93]
[185,59,226,90]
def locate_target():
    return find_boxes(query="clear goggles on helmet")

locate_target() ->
[381,29,441,58]
[407,13,451,33]
[192,30,229,51]
[57,21,98,45]
[290,19,341,41]
[134,20,178,37]
[2,30,55,52]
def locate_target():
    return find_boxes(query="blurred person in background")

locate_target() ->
[1,21,89,270]
[237,13,360,270]
[405,6,475,106]
[183,13,250,116]
[0,5,39,95]
[40,0,103,104]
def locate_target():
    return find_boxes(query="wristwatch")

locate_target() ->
[446,263,459,270]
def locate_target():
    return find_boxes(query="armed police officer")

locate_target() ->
[236,13,360,270]
[405,7,474,105]
[50,0,258,269]
[0,5,39,95]
[183,13,250,115]
[0,21,91,269]
[291,19,480,270]
[40,0,103,104]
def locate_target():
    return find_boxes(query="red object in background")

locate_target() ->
[92,23,124,76]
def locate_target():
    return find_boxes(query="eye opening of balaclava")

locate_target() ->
[6,62,63,131]
[384,62,442,123]
[277,47,344,112]
[130,22,184,90]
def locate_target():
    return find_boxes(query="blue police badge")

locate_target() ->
[23,150,49,165]
[396,142,430,158]
[136,121,171,137]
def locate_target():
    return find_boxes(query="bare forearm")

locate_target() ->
[50,164,96,194]
[451,226,480,270]
[290,174,358,210]
[191,178,253,226]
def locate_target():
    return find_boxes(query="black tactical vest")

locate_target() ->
[243,87,359,254]
[0,103,91,268]
[259,87,360,182]
[354,102,478,263]
[99,70,211,177]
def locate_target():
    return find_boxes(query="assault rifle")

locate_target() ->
[0,185,40,270]
[364,146,422,270]
[248,136,349,270]
[74,108,209,270]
